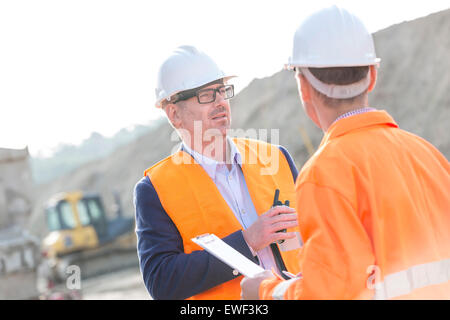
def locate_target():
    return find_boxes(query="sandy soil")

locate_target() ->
[81,267,151,300]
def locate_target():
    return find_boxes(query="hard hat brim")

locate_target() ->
[284,59,381,70]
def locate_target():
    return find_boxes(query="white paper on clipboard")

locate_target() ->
[191,233,265,278]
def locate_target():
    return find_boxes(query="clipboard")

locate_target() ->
[191,233,265,278]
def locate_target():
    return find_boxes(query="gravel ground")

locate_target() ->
[81,267,151,300]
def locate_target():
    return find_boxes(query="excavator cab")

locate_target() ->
[42,191,135,259]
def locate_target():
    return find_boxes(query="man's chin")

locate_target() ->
[204,129,228,139]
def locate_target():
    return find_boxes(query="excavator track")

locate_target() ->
[46,247,139,284]
[65,248,138,280]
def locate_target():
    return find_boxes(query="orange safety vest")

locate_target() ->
[145,138,301,300]
[260,110,450,300]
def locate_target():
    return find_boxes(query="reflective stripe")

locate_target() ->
[374,258,450,300]
[272,278,298,300]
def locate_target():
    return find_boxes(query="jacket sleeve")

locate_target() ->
[260,182,375,299]
[134,176,257,300]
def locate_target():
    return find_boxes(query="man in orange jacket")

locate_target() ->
[241,5,450,300]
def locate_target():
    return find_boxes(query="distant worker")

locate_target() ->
[134,45,303,299]
[241,5,450,300]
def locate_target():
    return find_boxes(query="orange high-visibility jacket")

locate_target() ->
[145,138,301,300]
[260,110,450,300]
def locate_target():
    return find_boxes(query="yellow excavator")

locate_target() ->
[40,191,137,283]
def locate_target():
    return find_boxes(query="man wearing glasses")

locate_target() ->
[134,45,302,300]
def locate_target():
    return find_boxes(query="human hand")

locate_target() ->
[240,270,275,300]
[242,206,298,252]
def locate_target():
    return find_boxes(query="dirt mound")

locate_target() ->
[28,9,450,239]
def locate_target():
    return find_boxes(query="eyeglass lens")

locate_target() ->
[197,85,234,104]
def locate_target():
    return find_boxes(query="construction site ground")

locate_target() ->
[80,266,150,300]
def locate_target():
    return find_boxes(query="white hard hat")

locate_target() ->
[285,5,380,69]
[155,45,236,108]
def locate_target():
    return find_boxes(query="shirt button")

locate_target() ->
[232,269,239,276]
[241,209,246,214]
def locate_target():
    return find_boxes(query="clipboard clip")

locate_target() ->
[194,233,215,244]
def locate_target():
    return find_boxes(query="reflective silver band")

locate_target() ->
[374,258,450,300]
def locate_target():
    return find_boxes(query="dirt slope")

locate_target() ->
[28,9,450,238]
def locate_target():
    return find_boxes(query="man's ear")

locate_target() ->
[165,103,182,129]
[297,73,312,103]
[368,65,377,92]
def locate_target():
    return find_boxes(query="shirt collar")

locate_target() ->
[320,110,398,148]
[181,137,242,179]
[331,107,376,126]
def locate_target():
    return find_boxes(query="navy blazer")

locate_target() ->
[134,145,298,299]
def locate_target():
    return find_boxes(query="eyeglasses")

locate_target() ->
[172,84,234,104]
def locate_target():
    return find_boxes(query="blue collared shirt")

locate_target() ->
[182,138,279,272]
[331,107,376,126]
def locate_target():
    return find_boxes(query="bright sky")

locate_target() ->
[1,0,448,157]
